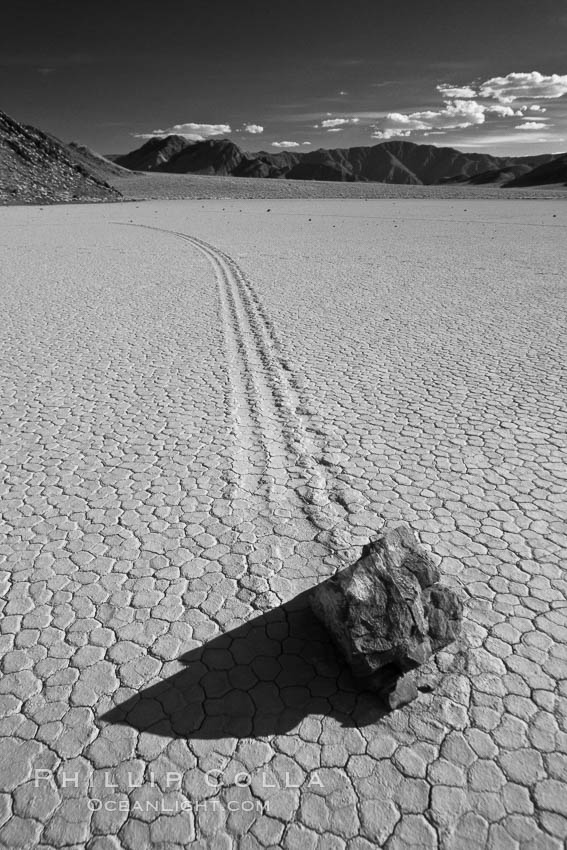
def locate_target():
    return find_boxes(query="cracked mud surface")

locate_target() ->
[0,198,566,849]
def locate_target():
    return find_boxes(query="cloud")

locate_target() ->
[313,117,361,131]
[164,123,231,137]
[437,84,477,99]
[319,117,360,129]
[457,131,565,150]
[478,72,567,103]
[514,121,548,130]
[135,122,231,141]
[371,128,412,140]
[487,104,521,117]
[439,72,567,104]
[243,124,263,134]
[382,99,488,134]
[371,70,567,141]
[271,140,301,148]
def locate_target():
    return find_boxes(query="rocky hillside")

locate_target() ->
[443,163,536,186]
[163,139,245,175]
[503,153,567,187]
[114,134,191,171]
[115,135,561,186]
[259,145,422,184]
[67,142,133,182]
[0,111,121,204]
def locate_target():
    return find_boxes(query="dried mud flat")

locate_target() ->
[0,198,566,849]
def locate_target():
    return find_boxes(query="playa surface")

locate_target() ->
[112,171,567,201]
[1,198,566,849]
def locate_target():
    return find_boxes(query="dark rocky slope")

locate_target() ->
[0,111,121,204]
[114,134,190,171]
[161,139,246,175]
[504,153,567,187]
[67,142,133,181]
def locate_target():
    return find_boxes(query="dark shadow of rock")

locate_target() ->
[101,589,390,739]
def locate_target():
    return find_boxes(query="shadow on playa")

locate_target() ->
[101,589,390,739]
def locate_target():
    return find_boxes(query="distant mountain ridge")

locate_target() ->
[2,105,565,205]
[113,134,190,172]
[0,110,121,204]
[503,153,567,187]
[115,135,566,187]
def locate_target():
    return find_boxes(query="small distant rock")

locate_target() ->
[310,525,462,708]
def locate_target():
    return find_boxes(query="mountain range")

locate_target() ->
[1,107,566,205]
[114,135,567,187]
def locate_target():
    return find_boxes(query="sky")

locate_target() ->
[1,0,567,157]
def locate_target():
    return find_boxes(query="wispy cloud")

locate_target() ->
[437,84,477,99]
[457,132,565,148]
[243,124,263,134]
[316,117,361,130]
[370,80,404,89]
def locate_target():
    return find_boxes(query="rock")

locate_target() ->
[0,109,121,205]
[388,673,420,710]
[310,526,462,707]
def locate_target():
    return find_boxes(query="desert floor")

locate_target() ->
[1,198,566,849]
[112,171,567,201]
